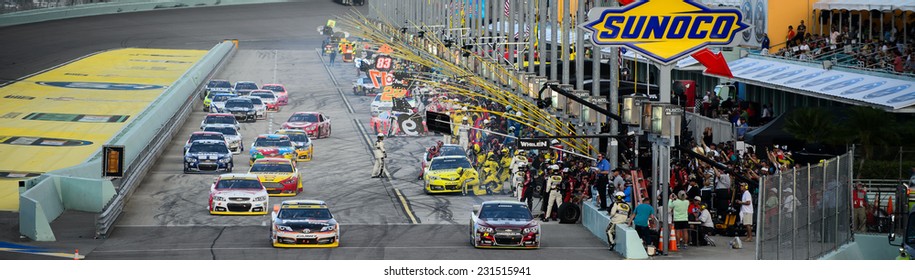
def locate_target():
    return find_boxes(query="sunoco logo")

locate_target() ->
[583,0,749,64]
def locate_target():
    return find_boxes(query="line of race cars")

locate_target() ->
[180,79,340,247]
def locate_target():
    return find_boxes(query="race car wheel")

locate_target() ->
[227,163,233,173]
[327,126,332,137]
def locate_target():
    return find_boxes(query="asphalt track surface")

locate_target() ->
[0,1,614,259]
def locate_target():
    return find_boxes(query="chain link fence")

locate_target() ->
[758,153,853,260]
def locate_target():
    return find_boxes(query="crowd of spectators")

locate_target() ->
[768,19,915,74]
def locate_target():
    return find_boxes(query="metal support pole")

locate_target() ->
[776,174,782,260]
[575,0,584,91]
[659,64,672,103]
[651,142,658,211]
[757,175,764,260]
[561,0,570,85]
[821,159,827,251]
[792,167,798,260]
[550,0,558,81]
[807,163,812,259]
[834,155,840,251]
[538,0,546,76]
[660,142,670,255]
[528,0,536,73]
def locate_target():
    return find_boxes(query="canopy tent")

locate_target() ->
[722,57,915,112]
[813,0,911,12]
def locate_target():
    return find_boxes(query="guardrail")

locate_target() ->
[95,40,237,238]
[0,0,296,27]
[18,41,236,241]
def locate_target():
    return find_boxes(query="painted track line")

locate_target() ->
[317,49,417,224]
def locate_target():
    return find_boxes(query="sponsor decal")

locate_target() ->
[21,113,130,123]
[753,66,787,78]
[739,63,773,75]
[0,136,92,146]
[0,171,42,179]
[769,69,805,81]
[785,71,824,84]
[583,0,749,64]
[840,81,886,96]
[863,84,911,99]
[1,112,23,119]
[886,92,915,104]
[821,78,864,91]
[729,61,758,72]
[4,95,35,100]
[36,82,164,91]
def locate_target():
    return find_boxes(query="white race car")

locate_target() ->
[203,125,244,154]
[208,173,269,215]
[270,200,340,248]
[243,96,267,120]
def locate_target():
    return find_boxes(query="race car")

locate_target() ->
[234,81,258,96]
[203,125,244,154]
[470,201,540,249]
[203,90,232,112]
[183,131,227,155]
[184,139,234,173]
[262,84,288,105]
[352,77,379,96]
[204,79,233,99]
[242,95,267,120]
[274,129,313,162]
[248,158,302,196]
[208,173,269,215]
[421,144,466,175]
[208,93,237,113]
[282,112,332,139]
[200,113,239,130]
[270,200,339,247]
[423,156,480,194]
[223,97,257,122]
[250,90,279,112]
[249,134,296,164]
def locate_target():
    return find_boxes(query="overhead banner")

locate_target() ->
[582,0,749,64]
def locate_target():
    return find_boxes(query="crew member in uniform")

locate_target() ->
[371,133,387,178]
[543,165,563,222]
[458,116,470,151]
[509,150,529,198]
[606,192,631,250]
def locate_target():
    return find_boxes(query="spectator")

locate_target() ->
[852,183,868,232]
[670,191,691,247]
[629,197,656,247]
[760,33,770,55]
[796,20,807,44]
[736,183,754,242]
[786,25,796,47]
[697,204,715,246]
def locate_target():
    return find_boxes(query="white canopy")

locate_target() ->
[723,57,915,111]
[813,0,905,12]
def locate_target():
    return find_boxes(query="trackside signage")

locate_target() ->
[517,138,549,150]
[583,0,749,64]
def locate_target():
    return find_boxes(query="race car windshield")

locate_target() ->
[248,98,264,105]
[188,143,229,154]
[204,127,237,136]
[288,114,318,122]
[190,134,224,142]
[212,95,233,102]
[262,85,284,92]
[205,115,235,124]
[235,83,257,90]
[208,81,231,88]
[278,208,332,220]
[215,179,262,190]
[250,163,294,173]
[283,133,310,143]
[252,93,275,99]
[440,146,465,156]
[225,100,253,108]
[254,138,292,147]
[479,204,533,220]
[429,158,472,170]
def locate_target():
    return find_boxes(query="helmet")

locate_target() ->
[614,192,625,200]
[516,111,522,117]
[462,116,469,121]
[483,119,491,124]
[551,139,559,145]
[514,150,523,156]
[508,126,515,132]
[473,144,481,153]
[501,148,509,155]
[506,105,513,110]
[549,164,560,170]
[436,140,443,147]
[377,133,384,138]
[487,151,495,158]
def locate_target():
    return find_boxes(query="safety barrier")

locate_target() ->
[819,234,900,260]
[581,201,649,259]
[18,41,236,241]
[0,0,296,27]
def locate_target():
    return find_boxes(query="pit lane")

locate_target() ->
[0,1,614,260]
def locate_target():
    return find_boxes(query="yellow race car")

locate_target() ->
[423,156,480,194]
[274,129,313,162]
[248,158,302,197]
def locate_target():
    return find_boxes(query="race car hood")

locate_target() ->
[426,170,463,181]
[478,219,537,229]
[212,189,264,198]
[226,106,254,112]
[253,147,295,155]
[285,122,317,128]
[292,141,311,148]
[251,172,295,182]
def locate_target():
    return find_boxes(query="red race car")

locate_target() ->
[283,112,332,139]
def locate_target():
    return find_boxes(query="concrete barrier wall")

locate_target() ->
[18,42,234,241]
[581,201,649,259]
[0,0,296,28]
[819,234,900,260]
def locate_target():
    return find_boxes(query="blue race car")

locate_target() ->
[184,139,234,173]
